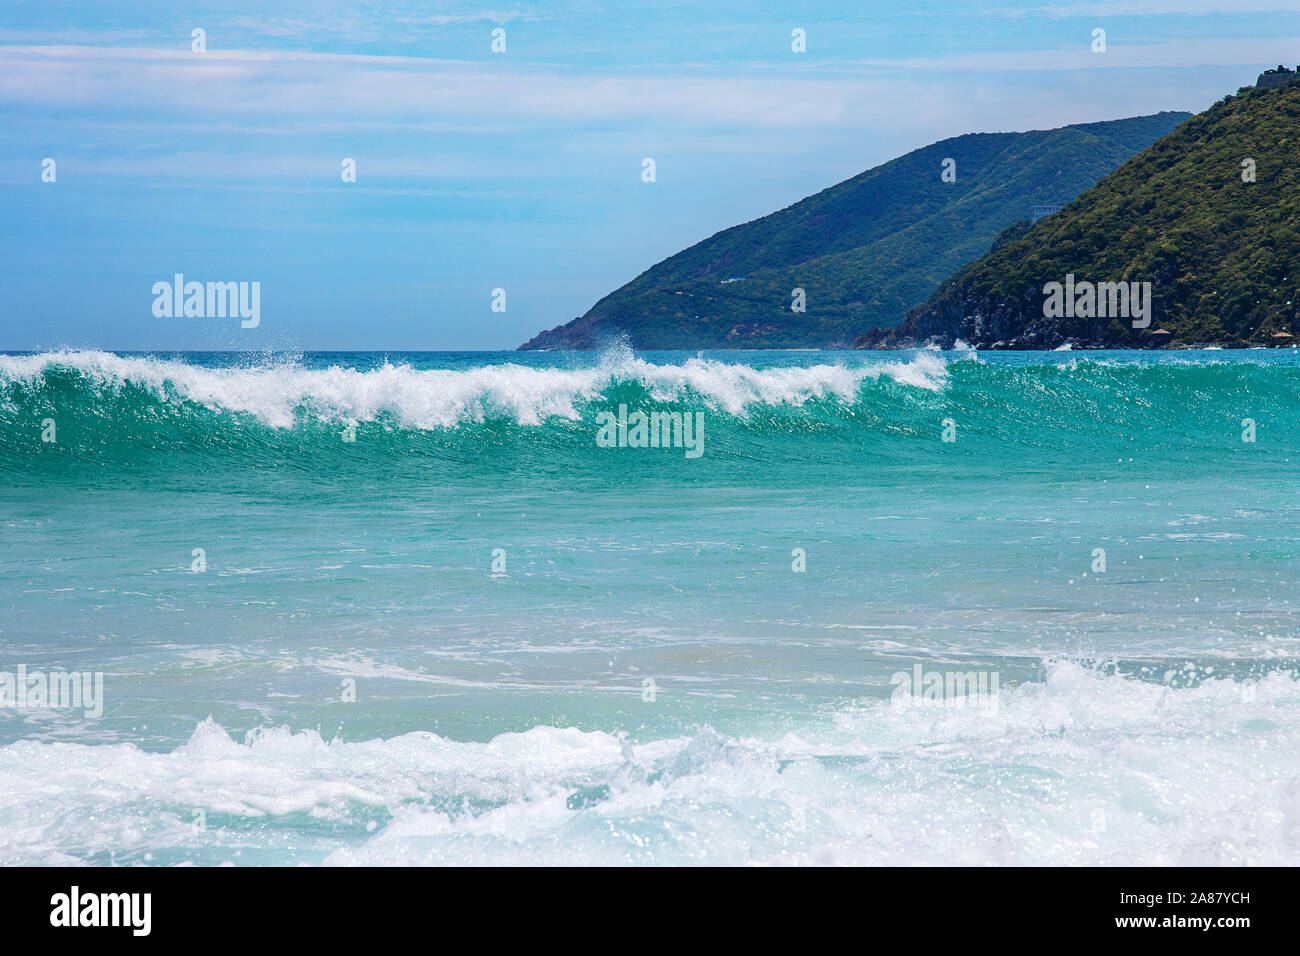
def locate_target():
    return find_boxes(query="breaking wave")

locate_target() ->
[1,663,1297,865]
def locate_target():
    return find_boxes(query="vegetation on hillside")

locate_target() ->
[519,113,1189,349]
[858,83,1300,349]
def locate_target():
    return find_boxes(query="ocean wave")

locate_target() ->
[1,663,1297,865]
[5,348,1299,477]
[0,348,949,429]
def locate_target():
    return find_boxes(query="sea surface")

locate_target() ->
[1,346,1299,865]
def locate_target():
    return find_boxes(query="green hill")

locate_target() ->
[519,112,1189,350]
[858,80,1300,349]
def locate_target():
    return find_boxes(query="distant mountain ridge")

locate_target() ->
[858,80,1300,349]
[519,111,1190,350]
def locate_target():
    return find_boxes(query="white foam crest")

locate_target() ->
[1,664,1299,865]
[0,348,949,429]
[614,350,947,415]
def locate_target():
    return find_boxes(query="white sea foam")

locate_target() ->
[0,663,1296,865]
[0,348,949,429]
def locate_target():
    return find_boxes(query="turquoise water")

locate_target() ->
[2,347,1299,865]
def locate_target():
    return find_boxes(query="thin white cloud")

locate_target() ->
[0,45,852,127]
[1031,1,1300,16]
[391,9,550,26]
[841,35,1300,71]
[0,37,1262,190]
[0,38,1276,135]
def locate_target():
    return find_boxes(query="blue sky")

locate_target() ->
[2,0,1299,350]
